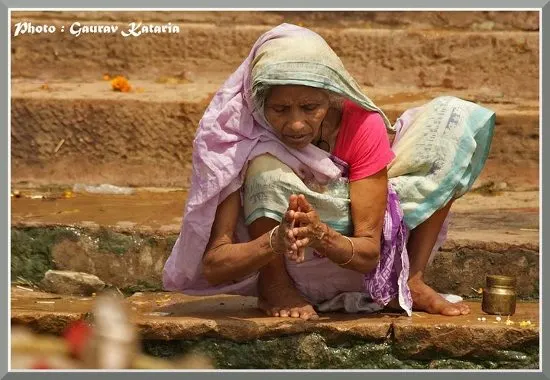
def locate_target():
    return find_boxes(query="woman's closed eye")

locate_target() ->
[270,105,289,113]
[302,103,319,112]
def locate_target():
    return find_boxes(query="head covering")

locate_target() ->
[163,23,390,295]
[249,31,392,130]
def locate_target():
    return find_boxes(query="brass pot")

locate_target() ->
[481,275,517,316]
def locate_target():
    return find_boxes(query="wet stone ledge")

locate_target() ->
[11,288,540,370]
[11,225,539,299]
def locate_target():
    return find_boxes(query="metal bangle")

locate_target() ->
[338,236,355,266]
[269,226,284,255]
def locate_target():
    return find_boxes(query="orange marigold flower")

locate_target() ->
[110,75,132,92]
[103,74,111,81]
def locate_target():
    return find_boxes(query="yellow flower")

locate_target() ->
[110,76,132,92]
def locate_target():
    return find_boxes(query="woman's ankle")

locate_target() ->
[407,271,425,285]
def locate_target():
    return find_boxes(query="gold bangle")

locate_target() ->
[269,226,284,255]
[338,236,355,266]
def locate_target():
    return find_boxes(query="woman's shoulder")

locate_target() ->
[333,100,394,180]
[343,100,384,125]
[340,100,387,138]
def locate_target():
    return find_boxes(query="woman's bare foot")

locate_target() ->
[258,283,319,320]
[408,277,470,316]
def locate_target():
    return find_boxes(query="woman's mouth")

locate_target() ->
[284,134,310,145]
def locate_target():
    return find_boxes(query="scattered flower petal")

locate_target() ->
[32,359,51,369]
[111,76,132,92]
[63,320,92,359]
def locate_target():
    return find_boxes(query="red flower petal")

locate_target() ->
[32,359,51,369]
[63,320,92,359]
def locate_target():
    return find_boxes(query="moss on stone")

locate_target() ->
[141,334,539,369]
[145,235,178,251]
[95,227,140,256]
[11,226,176,288]
[121,280,163,295]
[11,227,79,283]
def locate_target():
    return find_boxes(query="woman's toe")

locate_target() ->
[441,305,462,316]
[459,304,471,314]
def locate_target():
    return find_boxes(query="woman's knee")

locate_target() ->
[246,154,297,182]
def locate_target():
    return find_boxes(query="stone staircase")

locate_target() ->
[11,11,539,189]
[10,11,540,369]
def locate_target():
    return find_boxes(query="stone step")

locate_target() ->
[10,18,539,99]
[12,10,540,31]
[10,188,539,298]
[10,286,539,369]
[10,79,540,189]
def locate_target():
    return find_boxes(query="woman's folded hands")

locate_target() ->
[275,194,329,263]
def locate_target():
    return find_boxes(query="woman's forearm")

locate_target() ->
[314,224,380,274]
[202,230,280,285]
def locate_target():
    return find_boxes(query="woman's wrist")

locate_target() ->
[268,225,286,256]
[313,227,354,265]
[311,222,331,250]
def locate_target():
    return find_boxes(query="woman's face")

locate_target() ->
[264,85,330,149]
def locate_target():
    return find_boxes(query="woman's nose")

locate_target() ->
[287,110,307,131]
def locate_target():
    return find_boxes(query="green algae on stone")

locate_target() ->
[146,235,178,249]
[428,359,486,369]
[95,227,142,256]
[141,334,539,370]
[427,348,539,370]
[12,226,175,289]
[144,335,417,369]
[122,280,163,295]
[11,227,79,284]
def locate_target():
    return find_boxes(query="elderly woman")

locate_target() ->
[163,24,495,319]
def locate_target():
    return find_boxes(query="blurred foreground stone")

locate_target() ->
[40,270,106,296]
